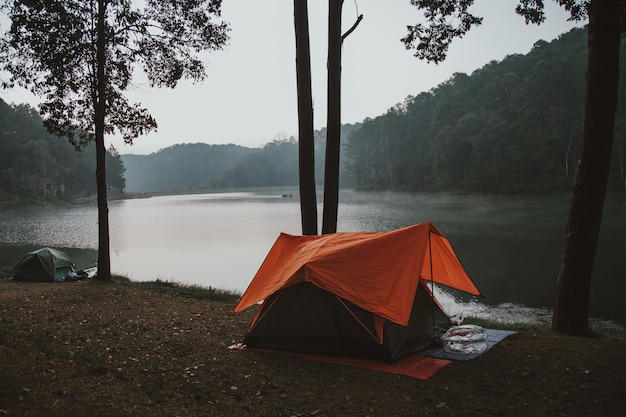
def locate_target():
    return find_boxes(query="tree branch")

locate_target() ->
[341,14,363,42]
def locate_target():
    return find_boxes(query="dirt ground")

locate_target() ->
[1,279,625,417]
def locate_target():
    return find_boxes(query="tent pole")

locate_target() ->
[428,230,436,340]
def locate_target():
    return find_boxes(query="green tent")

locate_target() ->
[13,248,76,282]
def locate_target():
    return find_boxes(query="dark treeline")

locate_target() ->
[122,143,253,192]
[1,91,359,196]
[215,124,360,189]
[121,124,360,193]
[344,27,626,193]
[0,100,125,202]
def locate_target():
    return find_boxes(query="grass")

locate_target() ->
[4,266,622,340]
[111,274,242,303]
[1,265,241,303]
[2,279,625,417]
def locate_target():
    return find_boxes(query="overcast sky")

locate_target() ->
[1,0,582,155]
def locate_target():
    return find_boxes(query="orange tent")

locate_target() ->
[234,222,482,363]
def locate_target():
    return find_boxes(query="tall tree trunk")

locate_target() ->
[294,0,317,235]
[617,121,625,187]
[95,0,111,281]
[551,0,620,336]
[322,0,342,234]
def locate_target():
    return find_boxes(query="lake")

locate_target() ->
[1,190,624,326]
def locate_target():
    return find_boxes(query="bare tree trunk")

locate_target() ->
[322,0,342,234]
[294,0,318,235]
[617,122,625,188]
[95,0,111,281]
[551,0,620,336]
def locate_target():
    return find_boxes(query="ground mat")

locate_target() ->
[228,344,450,380]
[228,329,514,379]
[418,329,516,361]
[296,352,451,379]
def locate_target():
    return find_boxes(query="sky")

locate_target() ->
[0,0,582,155]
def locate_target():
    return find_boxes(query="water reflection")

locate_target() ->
[108,193,303,292]
[0,204,98,248]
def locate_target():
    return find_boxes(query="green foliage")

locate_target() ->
[344,27,626,193]
[516,0,589,24]
[0,0,230,147]
[403,1,591,64]
[0,103,362,196]
[122,143,253,192]
[402,0,483,63]
[106,147,126,191]
[0,100,125,201]
[121,125,361,193]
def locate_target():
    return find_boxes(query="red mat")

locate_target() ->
[229,344,450,380]
[298,352,451,380]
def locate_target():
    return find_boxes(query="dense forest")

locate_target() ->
[2,27,625,198]
[121,125,360,193]
[343,27,626,193]
[0,99,126,202]
[124,27,625,194]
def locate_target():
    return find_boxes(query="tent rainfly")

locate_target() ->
[233,222,482,364]
[13,247,76,282]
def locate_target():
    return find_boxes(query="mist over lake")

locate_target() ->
[1,190,624,325]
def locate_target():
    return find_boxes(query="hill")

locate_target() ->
[121,27,625,195]
[4,27,625,197]
[122,143,254,192]
[121,125,360,193]
[343,27,626,193]
[0,101,126,202]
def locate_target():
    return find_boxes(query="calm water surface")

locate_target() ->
[1,190,624,325]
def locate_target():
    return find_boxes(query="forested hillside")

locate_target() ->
[121,124,360,193]
[122,143,253,192]
[0,100,125,202]
[4,28,625,197]
[0,93,358,196]
[344,27,626,193]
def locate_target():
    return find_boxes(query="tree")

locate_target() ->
[294,0,318,235]
[1,0,229,281]
[545,1,621,336]
[321,0,343,234]
[322,0,362,234]
[404,0,624,336]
